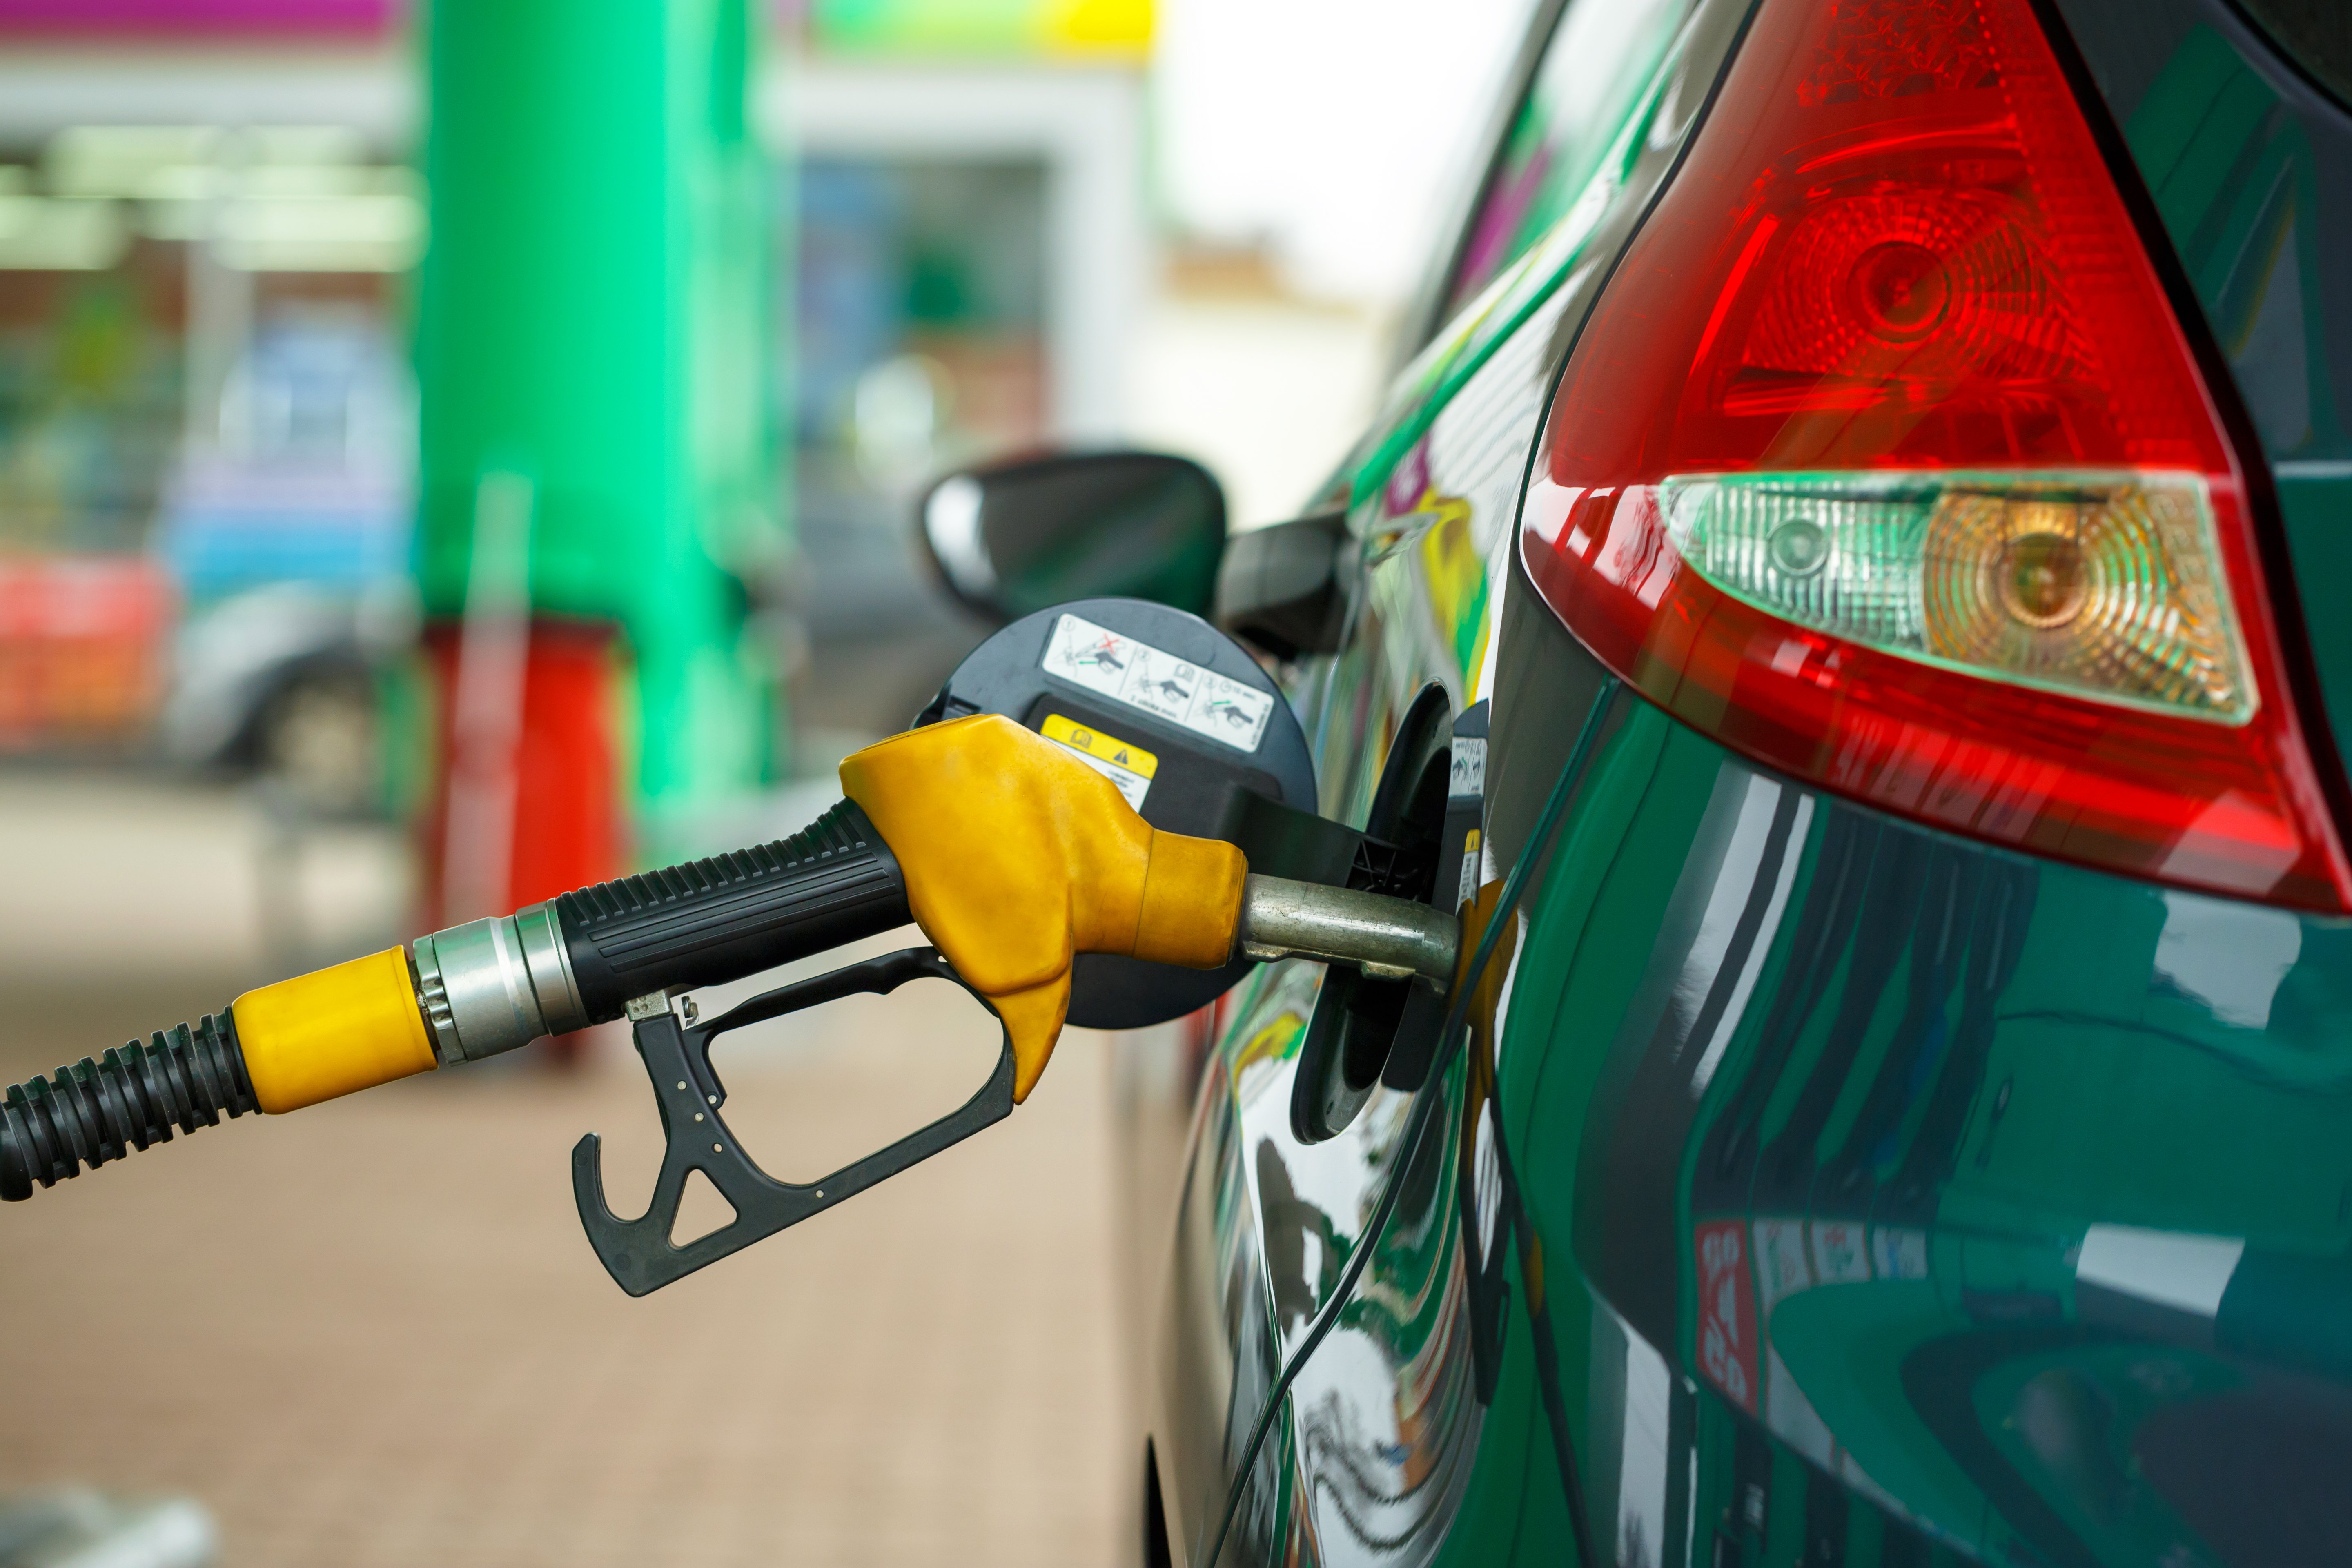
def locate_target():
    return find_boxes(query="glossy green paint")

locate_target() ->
[1161,939,1490,1562]
[2116,21,2352,781]
[418,0,779,811]
[1470,673,2352,1564]
[2276,470,2352,787]
[1419,702,1683,1568]
[1497,707,1701,1563]
[1424,1280,1573,1566]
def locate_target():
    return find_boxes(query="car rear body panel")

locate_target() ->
[1139,1,2352,1564]
[2052,0,2352,787]
[1483,577,2352,1564]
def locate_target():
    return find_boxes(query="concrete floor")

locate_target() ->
[0,773,1134,1568]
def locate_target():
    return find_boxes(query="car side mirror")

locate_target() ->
[1214,511,1352,659]
[916,450,1227,622]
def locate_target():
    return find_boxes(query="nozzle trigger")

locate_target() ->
[570,946,1015,1296]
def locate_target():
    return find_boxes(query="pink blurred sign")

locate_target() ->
[0,0,396,34]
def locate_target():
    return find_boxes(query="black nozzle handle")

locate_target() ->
[554,798,913,1023]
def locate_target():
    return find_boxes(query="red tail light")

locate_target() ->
[1521,0,2352,910]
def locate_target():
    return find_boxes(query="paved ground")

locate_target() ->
[0,775,1134,1568]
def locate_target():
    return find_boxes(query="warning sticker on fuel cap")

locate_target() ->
[1040,612,1274,752]
[1041,713,1156,809]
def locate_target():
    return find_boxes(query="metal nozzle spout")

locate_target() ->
[1236,874,1459,991]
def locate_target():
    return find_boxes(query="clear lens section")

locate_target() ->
[1661,471,2252,722]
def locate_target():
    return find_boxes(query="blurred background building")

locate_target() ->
[0,1,1532,1563]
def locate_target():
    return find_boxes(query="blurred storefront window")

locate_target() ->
[793,158,1047,633]
[777,11,1145,733]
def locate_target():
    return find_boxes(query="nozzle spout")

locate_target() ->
[1236,874,1459,990]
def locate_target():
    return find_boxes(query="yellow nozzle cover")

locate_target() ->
[233,946,438,1113]
[840,713,1247,1101]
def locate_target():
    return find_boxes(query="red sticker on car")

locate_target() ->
[1695,1219,1758,1413]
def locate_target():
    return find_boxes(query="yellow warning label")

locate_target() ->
[1043,713,1159,777]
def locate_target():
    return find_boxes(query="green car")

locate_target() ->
[1126,0,2352,1564]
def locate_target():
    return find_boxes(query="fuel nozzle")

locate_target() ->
[0,714,1457,1214]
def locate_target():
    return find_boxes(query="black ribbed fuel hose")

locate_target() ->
[0,1012,254,1201]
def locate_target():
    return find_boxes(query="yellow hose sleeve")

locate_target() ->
[840,713,1247,1100]
[233,946,438,1114]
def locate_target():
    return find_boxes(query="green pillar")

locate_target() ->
[418,0,780,838]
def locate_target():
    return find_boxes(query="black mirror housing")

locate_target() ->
[1214,511,1352,660]
[917,450,1227,623]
